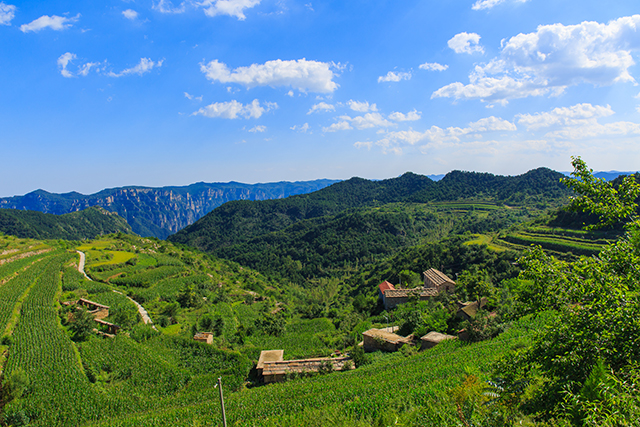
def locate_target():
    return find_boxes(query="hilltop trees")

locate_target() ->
[496,157,640,425]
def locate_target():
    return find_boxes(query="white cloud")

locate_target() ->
[356,116,516,154]
[378,71,411,83]
[122,9,138,20]
[517,103,615,131]
[109,58,164,77]
[0,2,16,25]
[347,100,377,112]
[57,52,76,78]
[77,62,100,77]
[201,58,339,93]
[20,14,80,32]
[472,0,528,11]
[329,113,394,131]
[389,110,421,122]
[291,123,310,132]
[192,99,276,119]
[153,0,186,14]
[419,62,448,72]
[286,90,294,97]
[323,121,351,132]
[184,92,203,101]
[307,102,335,114]
[434,15,640,104]
[200,0,260,20]
[448,32,484,54]
[248,125,266,132]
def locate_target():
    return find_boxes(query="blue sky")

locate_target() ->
[1,0,639,197]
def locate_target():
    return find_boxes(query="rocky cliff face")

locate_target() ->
[0,180,339,239]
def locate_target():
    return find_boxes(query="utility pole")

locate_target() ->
[218,377,227,427]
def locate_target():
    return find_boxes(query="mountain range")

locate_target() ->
[0,180,338,239]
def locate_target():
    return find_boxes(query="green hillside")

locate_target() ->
[0,207,132,240]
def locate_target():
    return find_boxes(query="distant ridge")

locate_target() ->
[0,180,339,239]
[558,170,638,181]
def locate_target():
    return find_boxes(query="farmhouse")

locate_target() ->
[456,297,488,322]
[420,331,456,350]
[77,298,110,320]
[257,350,354,383]
[378,268,455,310]
[362,328,412,352]
[193,332,214,344]
[423,268,456,293]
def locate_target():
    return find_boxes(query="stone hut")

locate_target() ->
[379,284,439,310]
[362,328,412,352]
[194,332,214,345]
[94,318,121,335]
[456,297,488,322]
[77,298,110,319]
[423,268,456,293]
[257,350,354,384]
[420,331,456,350]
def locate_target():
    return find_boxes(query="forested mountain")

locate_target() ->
[169,168,569,252]
[0,207,132,240]
[0,180,338,239]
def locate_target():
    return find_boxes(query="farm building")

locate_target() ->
[420,331,456,350]
[193,332,214,344]
[77,298,110,319]
[423,268,456,293]
[362,328,412,352]
[456,297,488,321]
[378,269,456,310]
[257,350,354,384]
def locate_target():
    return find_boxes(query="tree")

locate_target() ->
[68,307,94,342]
[496,158,640,425]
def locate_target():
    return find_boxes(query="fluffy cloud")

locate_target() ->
[153,0,186,14]
[109,58,164,77]
[434,15,640,104]
[0,2,16,25]
[517,103,614,131]
[448,32,484,54]
[378,71,411,83]
[389,110,421,122]
[248,125,267,132]
[122,9,138,20]
[472,0,528,11]
[201,59,339,93]
[347,100,377,112]
[291,123,310,132]
[200,0,260,20]
[419,62,448,72]
[57,53,76,78]
[307,102,335,114]
[192,99,276,119]
[516,103,640,140]
[20,14,79,32]
[355,116,516,154]
[323,121,351,132]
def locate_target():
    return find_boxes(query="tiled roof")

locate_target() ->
[378,280,395,293]
[383,288,439,298]
[423,268,455,286]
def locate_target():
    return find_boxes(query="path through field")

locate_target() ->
[76,251,156,329]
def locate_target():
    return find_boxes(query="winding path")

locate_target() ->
[76,250,157,330]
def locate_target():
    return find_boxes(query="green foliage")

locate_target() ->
[561,156,640,230]
[1,368,30,402]
[0,206,132,240]
[68,307,95,342]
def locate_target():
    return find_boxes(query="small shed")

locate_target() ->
[77,298,110,319]
[456,297,488,321]
[362,328,411,352]
[257,350,354,384]
[194,332,214,345]
[423,268,456,293]
[420,331,456,350]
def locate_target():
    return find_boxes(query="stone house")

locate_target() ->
[193,332,214,344]
[420,331,456,350]
[423,268,456,293]
[362,328,412,352]
[257,350,354,384]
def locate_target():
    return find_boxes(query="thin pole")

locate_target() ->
[218,377,227,427]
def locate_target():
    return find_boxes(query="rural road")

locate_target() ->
[76,250,156,330]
